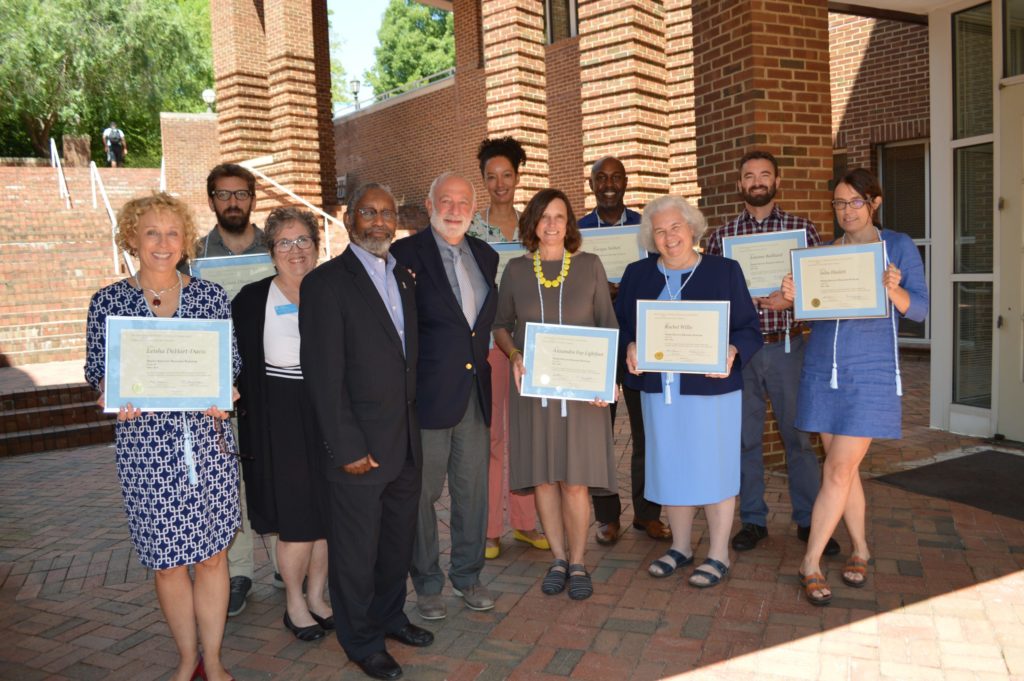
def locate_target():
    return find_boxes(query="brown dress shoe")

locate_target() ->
[632,519,672,540]
[595,521,621,545]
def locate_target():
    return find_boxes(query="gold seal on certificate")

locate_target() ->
[790,241,889,320]
[721,229,807,297]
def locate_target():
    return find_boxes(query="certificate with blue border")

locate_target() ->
[491,242,529,286]
[190,253,275,300]
[104,316,234,412]
[722,228,807,296]
[636,300,730,374]
[520,323,618,403]
[791,241,889,320]
[580,226,646,283]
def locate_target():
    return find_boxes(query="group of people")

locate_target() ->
[84,145,927,681]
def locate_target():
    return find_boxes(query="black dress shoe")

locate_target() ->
[283,611,326,642]
[386,623,434,647]
[309,610,335,630]
[731,523,768,551]
[354,650,403,680]
[797,525,841,556]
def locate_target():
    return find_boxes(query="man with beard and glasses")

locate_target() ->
[390,173,498,622]
[577,156,670,549]
[182,163,276,617]
[705,150,839,556]
[301,183,432,680]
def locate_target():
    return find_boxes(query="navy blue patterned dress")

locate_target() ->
[85,278,242,570]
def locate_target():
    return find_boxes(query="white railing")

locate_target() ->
[159,157,166,191]
[49,138,71,209]
[89,161,134,275]
[239,157,344,259]
[333,66,456,118]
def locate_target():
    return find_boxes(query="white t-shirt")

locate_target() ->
[263,280,301,376]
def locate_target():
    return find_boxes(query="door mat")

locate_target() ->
[874,450,1024,522]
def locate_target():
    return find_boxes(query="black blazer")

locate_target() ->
[299,247,421,484]
[614,253,763,396]
[390,228,498,429]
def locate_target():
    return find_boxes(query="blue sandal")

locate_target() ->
[688,557,730,589]
[648,549,693,578]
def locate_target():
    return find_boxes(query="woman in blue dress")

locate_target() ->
[85,193,240,681]
[616,196,762,588]
[783,168,928,606]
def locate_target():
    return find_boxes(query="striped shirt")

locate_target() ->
[705,205,821,335]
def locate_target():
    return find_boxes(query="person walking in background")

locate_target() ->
[705,150,839,557]
[468,137,549,559]
[616,195,762,588]
[391,173,499,620]
[786,168,928,606]
[102,122,127,167]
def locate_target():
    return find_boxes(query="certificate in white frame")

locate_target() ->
[790,241,890,320]
[104,316,234,412]
[190,253,275,300]
[520,322,618,403]
[635,299,731,374]
[580,226,647,283]
[722,228,807,296]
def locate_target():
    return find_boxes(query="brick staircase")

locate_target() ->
[0,166,159,366]
[0,382,114,457]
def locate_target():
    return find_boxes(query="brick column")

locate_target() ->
[693,0,833,232]
[262,0,326,208]
[210,0,272,162]
[481,0,550,203]
[578,1,670,212]
[665,1,698,201]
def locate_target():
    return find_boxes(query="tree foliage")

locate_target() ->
[363,0,454,96]
[0,0,212,166]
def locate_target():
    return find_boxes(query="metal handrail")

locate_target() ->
[89,161,134,275]
[334,66,456,118]
[49,138,71,209]
[159,157,166,191]
[240,159,343,259]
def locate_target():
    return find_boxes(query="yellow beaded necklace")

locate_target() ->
[533,250,571,288]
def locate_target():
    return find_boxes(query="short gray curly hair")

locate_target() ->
[638,195,707,253]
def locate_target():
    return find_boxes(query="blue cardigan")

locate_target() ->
[614,253,763,396]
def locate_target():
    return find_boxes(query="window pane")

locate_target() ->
[954,144,994,273]
[899,245,929,340]
[953,282,993,408]
[1005,0,1024,77]
[881,144,927,239]
[954,3,993,138]
[546,0,574,43]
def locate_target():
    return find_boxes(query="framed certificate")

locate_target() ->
[722,229,807,296]
[491,242,529,285]
[520,323,618,403]
[636,300,731,374]
[190,253,275,300]
[104,316,234,412]
[791,241,889,320]
[580,226,646,283]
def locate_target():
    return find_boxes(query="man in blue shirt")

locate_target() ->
[578,156,670,546]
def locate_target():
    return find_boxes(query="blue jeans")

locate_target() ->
[738,333,820,527]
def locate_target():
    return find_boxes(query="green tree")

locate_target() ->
[363,0,454,96]
[0,0,212,166]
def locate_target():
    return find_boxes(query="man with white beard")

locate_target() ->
[390,173,499,621]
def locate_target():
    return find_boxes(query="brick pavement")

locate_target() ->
[2,353,1024,680]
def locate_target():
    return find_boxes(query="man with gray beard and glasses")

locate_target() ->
[391,173,498,622]
[301,183,432,680]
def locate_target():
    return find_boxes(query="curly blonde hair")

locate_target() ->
[115,192,199,261]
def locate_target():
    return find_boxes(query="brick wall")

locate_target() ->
[830,13,930,169]
[545,38,584,214]
[160,113,219,220]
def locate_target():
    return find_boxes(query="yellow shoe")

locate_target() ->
[484,539,500,560]
[513,529,551,550]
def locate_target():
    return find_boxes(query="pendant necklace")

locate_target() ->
[136,271,183,308]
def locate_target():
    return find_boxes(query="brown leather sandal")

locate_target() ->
[841,556,870,588]
[800,572,832,606]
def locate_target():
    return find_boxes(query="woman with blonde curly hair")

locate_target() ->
[84,192,240,681]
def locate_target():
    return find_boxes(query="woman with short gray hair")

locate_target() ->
[615,195,762,589]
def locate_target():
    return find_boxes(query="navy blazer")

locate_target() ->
[614,253,763,395]
[391,228,498,429]
[299,247,421,484]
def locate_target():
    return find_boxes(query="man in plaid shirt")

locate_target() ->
[705,150,839,556]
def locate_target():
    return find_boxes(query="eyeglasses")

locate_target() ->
[831,198,868,211]
[356,207,398,222]
[273,236,315,252]
[210,189,253,202]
